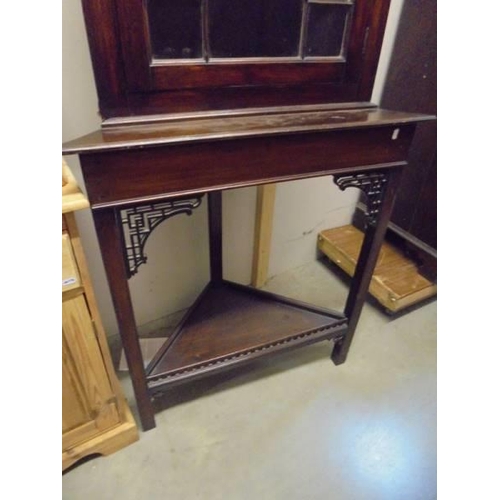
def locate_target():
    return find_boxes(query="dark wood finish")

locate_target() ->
[332,167,403,364]
[65,0,434,430]
[79,0,129,117]
[92,208,156,430]
[124,82,360,116]
[100,101,376,127]
[147,280,347,388]
[145,283,213,380]
[151,62,348,91]
[76,128,414,208]
[379,0,437,280]
[64,109,426,209]
[113,0,153,91]
[79,0,392,119]
[208,191,223,282]
[63,108,427,154]
[64,108,431,431]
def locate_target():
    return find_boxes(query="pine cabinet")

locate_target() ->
[62,161,138,470]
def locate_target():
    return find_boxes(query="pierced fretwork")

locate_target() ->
[119,196,203,278]
[333,172,389,226]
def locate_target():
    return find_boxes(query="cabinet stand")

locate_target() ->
[64,107,431,431]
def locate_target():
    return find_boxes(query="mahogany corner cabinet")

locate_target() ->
[63,0,434,431]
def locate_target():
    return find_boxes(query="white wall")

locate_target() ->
[266,0,404,278]
[268,177,359,278]
[62,0,402,336]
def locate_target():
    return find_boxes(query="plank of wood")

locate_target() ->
[318,225,436,312]
[251,184,276,288]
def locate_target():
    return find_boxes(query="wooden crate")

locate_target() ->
[318,225,437,313]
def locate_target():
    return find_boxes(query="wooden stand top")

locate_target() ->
[62,106,433,155]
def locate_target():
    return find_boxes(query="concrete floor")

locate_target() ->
[62,259,437,500]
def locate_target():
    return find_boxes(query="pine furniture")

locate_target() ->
[62,160,138,469]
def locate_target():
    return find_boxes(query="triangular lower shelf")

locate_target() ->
[146,280,347,389]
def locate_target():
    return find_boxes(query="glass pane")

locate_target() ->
[305,4,350,57]
[209,0,303,58]
[148,0,202,59]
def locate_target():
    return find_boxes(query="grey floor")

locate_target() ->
[62,259,437,500]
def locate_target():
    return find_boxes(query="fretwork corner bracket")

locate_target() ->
[333,172,389,226]
[119,196,203,278]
